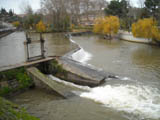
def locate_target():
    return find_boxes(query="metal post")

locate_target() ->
[26,33,30,61]
[40,33,45,58]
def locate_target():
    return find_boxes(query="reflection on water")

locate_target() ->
[132,46,160,68]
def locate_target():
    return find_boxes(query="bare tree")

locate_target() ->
[137,0,145,8]
[40,0,107,29]
[19,1,33,15]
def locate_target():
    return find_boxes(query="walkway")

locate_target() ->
[118,30,151,43]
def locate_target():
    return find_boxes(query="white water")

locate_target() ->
[80,85,160,119]
[48,75,91,91]
[69,38,92,63]
[67,37,160,119]
[71,48,92,63]
[49,74,160,119]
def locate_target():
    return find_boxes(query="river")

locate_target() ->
[11,33,160,120]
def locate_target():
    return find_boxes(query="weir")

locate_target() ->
[25,57,108,98]
[55,57,108,87]
[0,31,114,100]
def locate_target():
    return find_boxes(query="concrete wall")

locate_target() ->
[118,31,151,43]
[26,67,68,98]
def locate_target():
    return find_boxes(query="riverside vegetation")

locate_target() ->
[0,60,68,120]
[0,97,39,120]
[0,67,39,120]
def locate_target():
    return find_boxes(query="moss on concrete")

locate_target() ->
[0,67,34,96]
[50,59,67,76]
[0,97,39,120]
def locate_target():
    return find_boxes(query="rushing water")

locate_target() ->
[11,34,160,120]
[71,35,160,120]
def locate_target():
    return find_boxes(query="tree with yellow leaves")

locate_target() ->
[132,18,156,39]
[93,17,105,34]
[152,27,160,43]
[12,21,20,28]
[93,16,120,39]
[36,20,46,33]
[103,16,120,38]
[132,18,160,43]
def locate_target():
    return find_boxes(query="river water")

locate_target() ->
[0,32,75,68]
[11,34,160,120]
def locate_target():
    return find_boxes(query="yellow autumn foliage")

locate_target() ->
[93,16,120,37]
[152,27,160,41]
[103,16,120,36]
[93,17,105,33]
[132,18,157,39]
[71,24,75,29]
[36,21,46,33]
[12,21,20,28]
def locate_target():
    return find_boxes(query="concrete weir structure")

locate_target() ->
[55,57,107,87]
[27,67,69,98]
[26,57,109,98]
[1,31,115,98]
[25,32,115,97]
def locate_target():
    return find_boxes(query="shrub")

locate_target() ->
[93,16,120,38]
[12,21,20,28]
[36,21,46,33]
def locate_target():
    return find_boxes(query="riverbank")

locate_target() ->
[0,67,34,97]
[0,32,113,120]
[118,30,152,43]
[0,97,39,120]
[2,32,160,120]
[0,67,40,120]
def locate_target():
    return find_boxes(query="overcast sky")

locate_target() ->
[0,0,41,14]
[0,0,142,14]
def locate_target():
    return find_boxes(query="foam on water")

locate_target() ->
[49,75,160,119]
[68,37,160,119]
[118,76,132,81]
[48,75,91,91]
[70,38,76,43]
[69,38,92,63]
[71,48,92,63]
[80,85,160,119]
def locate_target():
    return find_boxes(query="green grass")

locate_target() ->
[0,97,39,120]
[50,60,67,77]
[0,67,34,96]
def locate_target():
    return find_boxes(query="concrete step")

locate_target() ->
[26,67,75,98]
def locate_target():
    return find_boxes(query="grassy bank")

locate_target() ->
[0,97,39,120]
[0,67,39,120]
[0,67,34,97]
